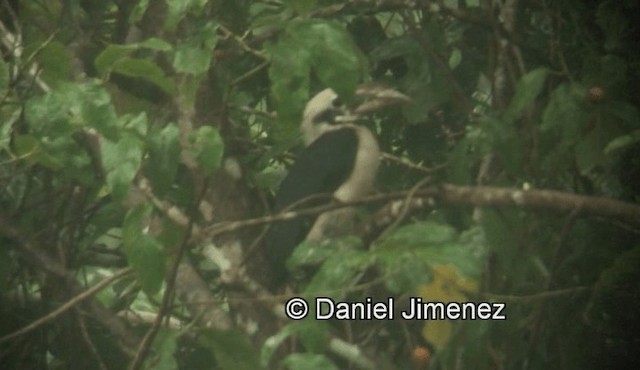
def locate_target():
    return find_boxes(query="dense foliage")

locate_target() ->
[1,0,639,369]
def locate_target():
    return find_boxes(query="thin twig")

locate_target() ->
[0,268,132,344]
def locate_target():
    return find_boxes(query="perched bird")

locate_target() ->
[265,85,410,289]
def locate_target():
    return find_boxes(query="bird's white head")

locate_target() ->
[300,88,346,145]
[300,85,411,145]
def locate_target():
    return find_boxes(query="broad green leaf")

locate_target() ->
[200,329,262,370]
[165,0,208,31]
[266,40,311,134]
[129,0,150,24]
[282,0,317,16]
[575,126,610,173]
[123,205,165,294]
[288,237,360,270]
[79,84,120,139]
[262,321,330,367]
[31,41,71,87]
[604,130,640,154]
[24,91,70,134]
[282,353,338,370]
[288,20,364,99]
[111,57,175,95]
[446,136,475,185]
[370,35,420,62]
[122,111,148,136]
[101,134,144,201]
[382,221,457,245]
[267,20,365,135]
[482,116,524,176]
[132,234,165,294]
[105,163,138,201]
[152,329,180,370]
[95,45,138,76]
[540,82,589,159]
[138,38,173,52]
[378,221,484,279]
[380,252,433,293]
[607,100,640,127]
[13,135,41,164]
[95,39,172,76]
[298,320,329,353]
[449,48,462,69]
[172,21,218,75]
[147,124,180,196]
[0,58,9,96]
[188,126,224,176]
[262,324,301,366]
[303,249,373,297]
[502,67,549,124]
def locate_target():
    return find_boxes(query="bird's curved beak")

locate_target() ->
[352,84,412,115]
[335,84,410,124]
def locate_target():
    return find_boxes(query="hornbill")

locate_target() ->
[265,85,410,289]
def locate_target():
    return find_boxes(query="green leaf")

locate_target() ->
[380,252,433,293]
[188,126,224,176]
[288,237,360,270]
[502,67,549,124]
[382,221,458,245]
[282,0,317,16]
[298,320,329,353]
[266,40,311,134]
[101,134,144,201]
[289,20,364,98]
[152,329,180,370]
[541,83,586,133]
[200,329,262,370]
[172,21,218,75]
[95,39,172,76]
[24,91,70,134]
[111,57,175,95]
[138,37,173,52]
[32,41,71,87]
[449,48,462,69]
[0,58,9,96]
[575,125,611,173]
[370,35,420,62]
[377,222,484,280]
[79,84,120,139]
[482,116,524,176]
[123,205,165,294]
[129,0,150,24]
[604,130,640,154]
[304,250,373,296]
[261,321,330,367]
[147,124,181,196]
[13,135,42,164]
[106,163,138,201]
[165,0,208,31]
[262,324,300,366]
[376,222,464,293]
[267,20,365,135]
[282,353,338,370]
[446,136,476,185]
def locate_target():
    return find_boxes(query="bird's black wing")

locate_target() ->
[265,128,358,288]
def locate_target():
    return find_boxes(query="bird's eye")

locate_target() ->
[332,96,343,107]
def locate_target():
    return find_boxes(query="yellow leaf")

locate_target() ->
[418,264,478,350]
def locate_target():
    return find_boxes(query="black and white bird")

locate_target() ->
[265,85,409,289]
